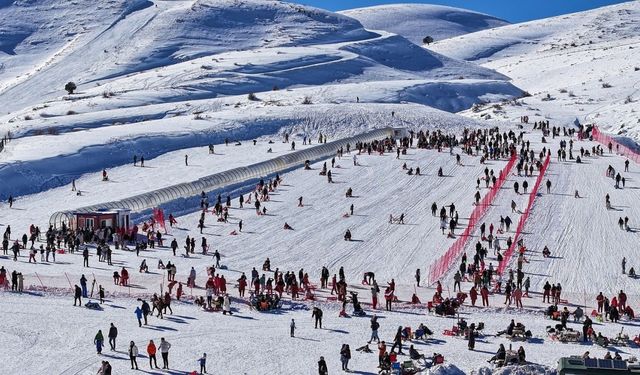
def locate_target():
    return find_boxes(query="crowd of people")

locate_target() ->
[1,123,638,374]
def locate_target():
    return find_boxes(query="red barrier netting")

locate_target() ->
[592,126,640,164]
[496,154,551,275]
[428,153,517,284]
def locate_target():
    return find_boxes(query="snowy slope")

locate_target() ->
[0,0,517,116]
[341,3,509,45]
[2,126,639,374]
[431,2,640,141]
[0,0,525,200]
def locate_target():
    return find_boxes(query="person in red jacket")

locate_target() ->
[120,267,129,286]
[147,340,158,369]
[596,292,604,313]
[237,274,247,297]
[469,286,478,306]
[384,287,394,311]
[176,283,183,300]
[618,291,627,311]
[481,286,490,307]
[436,281,443,295]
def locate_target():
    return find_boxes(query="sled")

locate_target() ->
[85,301,102,310]
[57,249,65,254]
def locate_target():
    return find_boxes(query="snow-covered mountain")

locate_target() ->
[431,2,640,140]
[1,2,640,375]
[340,3,509,45]
[0,0,524,200]
[0,0,518,116]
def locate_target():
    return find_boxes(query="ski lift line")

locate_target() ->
[49,127,405,228]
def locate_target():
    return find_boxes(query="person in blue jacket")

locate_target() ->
[135,306,143,327]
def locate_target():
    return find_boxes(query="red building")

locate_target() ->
[73,209,131,231]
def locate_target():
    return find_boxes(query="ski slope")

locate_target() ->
[1,0,640,374]
[2,127,640,374]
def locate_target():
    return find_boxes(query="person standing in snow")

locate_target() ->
[290,319,296,337]
[415,269,421,287]
[368,315,380,344]
[318,356,328,375]
[312,307,323,329]
[159,338,171,369]
[94,330,104,354]
[74,284,82,306]
[223,294,232,315]
[185,155,189,166]
[147,340,159,369]
[129,341,139,370]
[107,323,118,351]
[340,344,351,371]
[622,257,626,274]
[198,353,207,374]
[80,274,88,298]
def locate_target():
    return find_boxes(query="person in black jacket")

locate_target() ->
[108,323,118,351]
[73,285,82,306]
[312,307,323,329]
[318,356,328,375]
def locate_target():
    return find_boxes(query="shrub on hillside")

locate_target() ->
[65,82,77,94]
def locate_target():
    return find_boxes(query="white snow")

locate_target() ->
[431,2,640,142]
[0,0,639,374]
[341,4,508,45]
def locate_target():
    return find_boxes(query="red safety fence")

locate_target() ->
[592,126,640,164]
[428,153,517,284]
[497,154,551,275]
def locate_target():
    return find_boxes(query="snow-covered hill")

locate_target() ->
[0,0,518,116]
[0,0,523,199]
[431,2,640,141]
[341,3,509,45]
